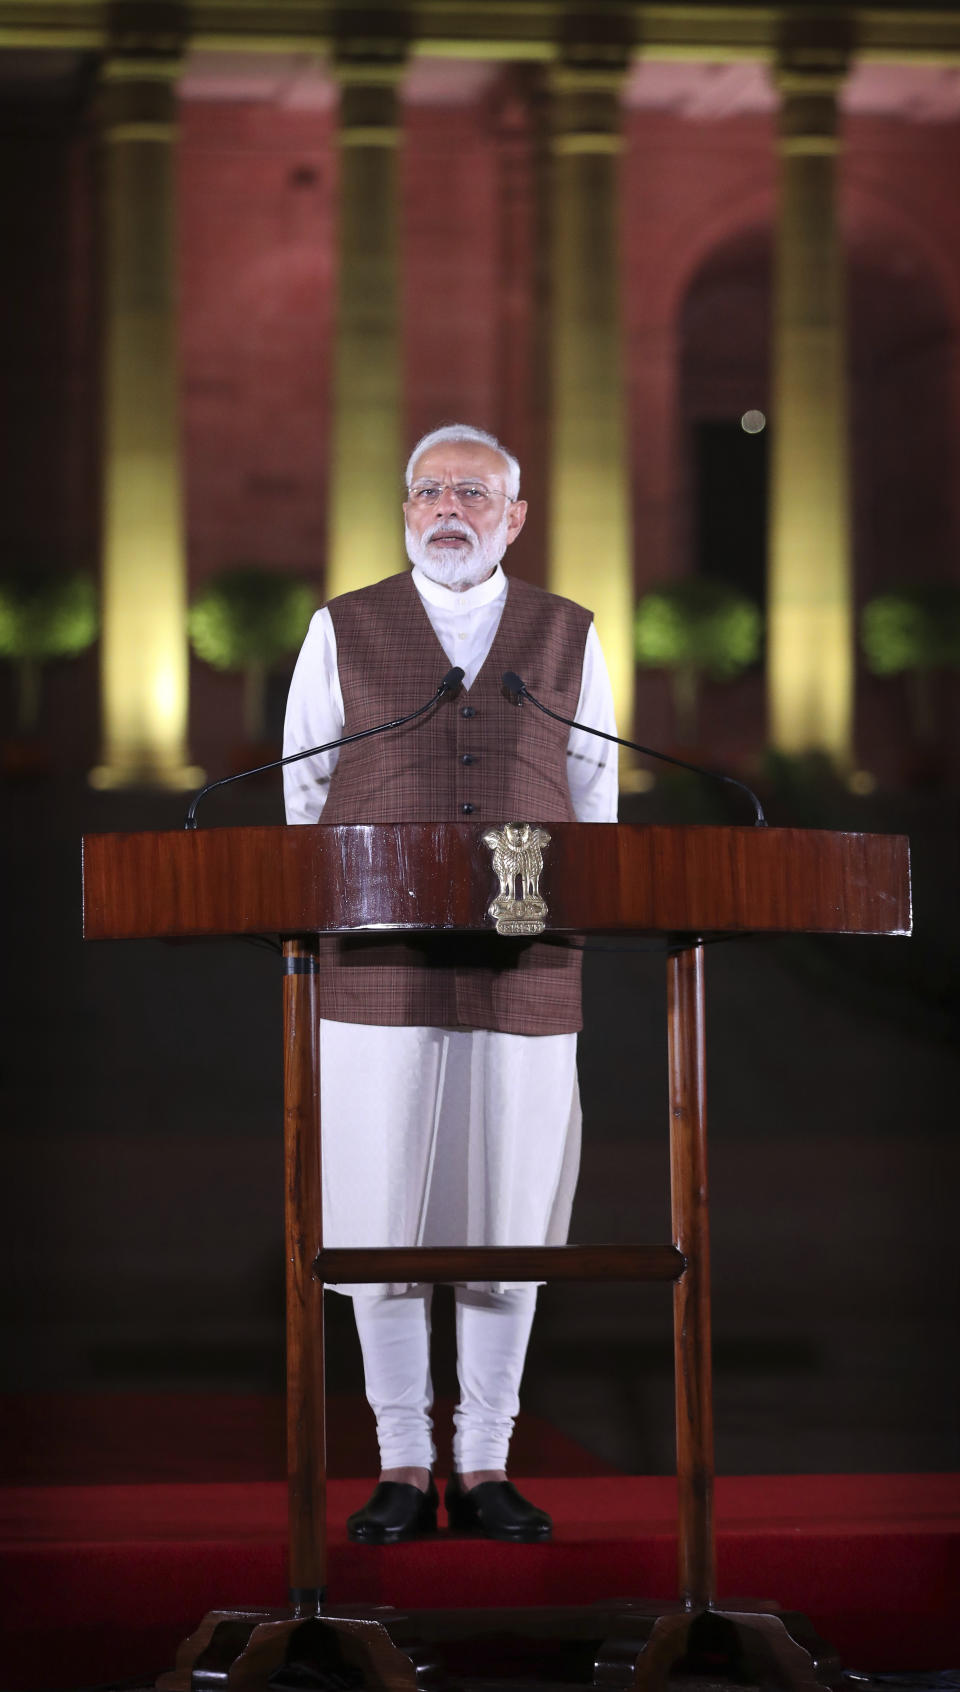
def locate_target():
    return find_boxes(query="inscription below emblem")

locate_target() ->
[482,822,552,936]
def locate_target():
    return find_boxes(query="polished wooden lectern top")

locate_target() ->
[82,820,910,942]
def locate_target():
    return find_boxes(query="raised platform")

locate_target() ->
[1,1397,956,1690]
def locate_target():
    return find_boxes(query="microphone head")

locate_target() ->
[441,666,465,696]
[501,670,525,703]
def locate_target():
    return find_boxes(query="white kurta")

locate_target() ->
[283,565,618,1293]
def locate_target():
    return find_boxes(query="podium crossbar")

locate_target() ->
[314,1243,686,1283]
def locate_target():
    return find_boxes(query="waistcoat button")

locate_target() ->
[460,753,475,765]
[460,706,476,718]
[461,803,475,814]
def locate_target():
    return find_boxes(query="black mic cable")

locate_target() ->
[184,666,466,829]
[500,670,767,827]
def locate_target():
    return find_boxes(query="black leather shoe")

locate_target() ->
[444,1474,552,1542]
[347,1477,438,1544]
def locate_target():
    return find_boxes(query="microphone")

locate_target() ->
[184,666,466,829]
[438,666,465,697]
[501,670,767,827]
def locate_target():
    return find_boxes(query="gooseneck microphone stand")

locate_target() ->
[500,670,767,826]
[184,667,466,829]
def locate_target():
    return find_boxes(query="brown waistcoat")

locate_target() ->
[314,571,592,1034]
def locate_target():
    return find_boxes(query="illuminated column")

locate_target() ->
[548,64,634,740]
[92,53,199,790]
[326,56,405,599]
[768,53,853,765]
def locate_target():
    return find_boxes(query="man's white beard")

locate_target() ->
[405,511,509,588]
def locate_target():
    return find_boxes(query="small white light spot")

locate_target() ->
[741,409,766,434]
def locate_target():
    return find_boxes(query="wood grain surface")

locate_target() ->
[81,822,911,941]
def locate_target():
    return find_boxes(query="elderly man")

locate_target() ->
[283,423,617,1545]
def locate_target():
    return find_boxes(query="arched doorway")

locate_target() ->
[677,220,958,771]
[677,226,771,762]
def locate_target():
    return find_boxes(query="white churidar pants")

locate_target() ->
[319,1021,581,1468]
[352,1284,538,1471]
[319,1022,581,1294]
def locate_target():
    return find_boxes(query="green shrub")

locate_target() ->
[0,568,98,732]
[635,576,762,743]
[189,566,317,739]
[861,583,960,741]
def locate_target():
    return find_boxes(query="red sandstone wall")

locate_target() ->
[177,99,336,761]
[179,99,336,591]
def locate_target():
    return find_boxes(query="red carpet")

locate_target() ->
[1,1397,957,1690]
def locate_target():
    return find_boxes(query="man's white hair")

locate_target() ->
[405,424,521,500]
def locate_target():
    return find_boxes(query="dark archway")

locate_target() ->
[679,226,771,608]
[848,234,958,600]
[677,220,958,765]
[680,221,957,592]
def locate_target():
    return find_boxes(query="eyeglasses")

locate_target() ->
[406,481,514,509]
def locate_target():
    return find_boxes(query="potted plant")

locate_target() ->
[0,567,98,777]
[861,582,960,738]
[188,566,317,766]
[860,582,960,786]
[634,576,762,749]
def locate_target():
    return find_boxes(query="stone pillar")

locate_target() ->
[326,47,405,600]
[548,62,634,740]
[92,47,199,790]
[768,49,853,766]
[490,67,551,584]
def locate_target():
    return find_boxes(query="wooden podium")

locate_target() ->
[82,821,911,1690]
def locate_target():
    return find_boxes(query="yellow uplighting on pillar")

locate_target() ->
[91,53,201,790]
[326,52,405,600]
[548,62,635,750]
[768,51,854,769]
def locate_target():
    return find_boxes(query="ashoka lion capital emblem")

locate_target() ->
[482,822,551,936]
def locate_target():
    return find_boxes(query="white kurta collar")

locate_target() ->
[411,563,507,613]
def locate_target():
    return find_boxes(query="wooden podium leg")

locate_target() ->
[667,937,715,1610]
[282,936,326,1612]
[620,940,840,1692]
[157,940,434,1689]
[596,1604,841,1692]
